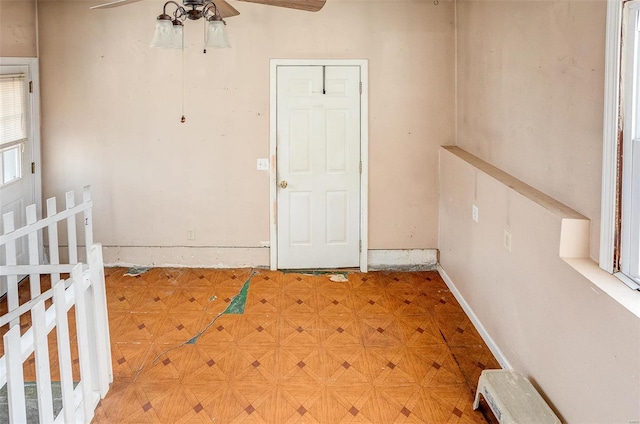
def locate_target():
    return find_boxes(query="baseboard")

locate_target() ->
[368,249,438,270]
[437,264,512,370]
[101,246,437,270]
[102,246,269,268]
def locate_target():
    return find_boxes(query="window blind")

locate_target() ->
[0,73,27,146]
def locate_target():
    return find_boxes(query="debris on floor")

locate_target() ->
[123,266,151,277]
[329,274,349,283]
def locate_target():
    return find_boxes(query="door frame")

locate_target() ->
[269,59,369,272]
[0,56,42,223]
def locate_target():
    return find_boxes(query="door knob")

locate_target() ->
[280,180,288,189]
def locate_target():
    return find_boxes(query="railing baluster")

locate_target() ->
[83,186,93,262]
[73,264,95,421]
[65,191,78,264]
[32,300,54,423]
[54,278,76,423]
[4,326,27,423]
[47,197,61,285]
[27,204,41,298]
[89,244,113,395]
[3,212,20,328]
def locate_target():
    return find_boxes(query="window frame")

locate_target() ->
[0,142,24,187]
[601,0,640,289]
[0,72,28,188]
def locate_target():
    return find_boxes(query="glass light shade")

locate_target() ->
[150,19,174,48]
[170,24,183,49]
[205,20,230,49]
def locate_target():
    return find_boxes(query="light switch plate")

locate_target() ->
[257,158,269,171]
[503,229,512,252]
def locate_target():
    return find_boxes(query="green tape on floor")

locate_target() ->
[183,273,252,345]
[223,276,251,315]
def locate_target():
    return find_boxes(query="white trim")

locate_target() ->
[368,249,437,270]
[360,61,369,273]
[600,0,624,273]
[269,59,369,272]
[269,61,278,270]
[437,264,512,370]
[0,57,42,223]
[620,1,640,284]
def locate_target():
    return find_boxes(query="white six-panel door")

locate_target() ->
[276,65,361,269]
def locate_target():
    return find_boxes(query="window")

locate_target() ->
[620,1,640,287]
[0,73,27,187]
[602,0,640,290]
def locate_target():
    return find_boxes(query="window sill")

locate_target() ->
[559,216,640,318]
[562,256,640,319]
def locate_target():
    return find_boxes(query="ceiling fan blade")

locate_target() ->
[90,0,143,10]
[214,0,241,18]
[235,0,325,12]
[90,0,240,17]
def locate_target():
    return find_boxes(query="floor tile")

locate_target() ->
[278,345,324,386]
[360,315,406,347]
[324,384,379,423]
[276,383,326,423]
[324,345,372,386]
[1,268,501,424]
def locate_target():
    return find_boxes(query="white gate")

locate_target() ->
[0,186,112,423]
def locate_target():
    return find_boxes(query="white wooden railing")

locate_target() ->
[0,186,112,423]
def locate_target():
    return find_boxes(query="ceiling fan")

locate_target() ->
[91,0,326,49]
[90,0,327,16]
[90,0,326,123]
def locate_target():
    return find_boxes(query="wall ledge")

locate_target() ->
[442,146,640,320]
[442,146,587,220]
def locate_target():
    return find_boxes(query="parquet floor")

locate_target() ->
[91,268,500,423]
[0,267,501,423]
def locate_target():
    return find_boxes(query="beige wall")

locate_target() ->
[35,0,455,265]
[456,0,606,261]
[0,0,37,57]
[444,0,640,421]
[439,148,640,422]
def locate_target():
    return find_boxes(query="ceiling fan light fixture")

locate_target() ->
[150,0,230,50]
[204,19,230,49]
[170,19,184,49]
[150,14,177,48]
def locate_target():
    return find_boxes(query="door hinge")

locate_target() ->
[31,162,35,174]
[29,81,33,93]
[359,240,362,252]
[359,161,362,174]
[359,82,362,94]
